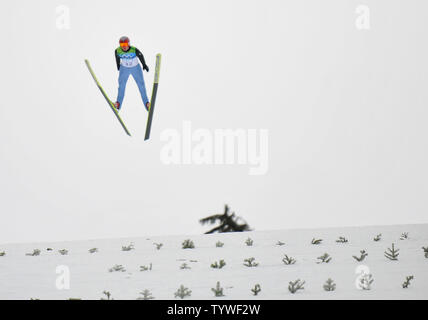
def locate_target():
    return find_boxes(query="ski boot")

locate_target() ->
[145,101,151,111]
[114,101,121,110]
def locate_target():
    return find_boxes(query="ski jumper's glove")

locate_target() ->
[135,48,149,72]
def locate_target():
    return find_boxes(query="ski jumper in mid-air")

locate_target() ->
[114,36,150,111]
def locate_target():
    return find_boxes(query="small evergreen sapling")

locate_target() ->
[182,239,195,249]
[140,263,153,271]
[336,237,348,243]
[317,253,332,264]
[153,243,163,250]
[282,254,296,265]
[422,247,428,258]
[323,278,336,292]
[353,250,368,262]
[251,284,261,296]
[58,249,68,255]
[0,251,5,257]
[373,234,382,242]
[243,257,259,267]
[384,243,399,261]
[109,264,126,272]
[357,273,374,290]
[122,243,134,251]
[216,241,224,248]
[400,232,409,240]
[288,279,305,294]
[276,241,285,246]
[26,249,41,256]
[174,285,192,299]
[180,263,191,270]
[402,276,414,289]
[88,248,98,254]
[137,289,155,300]
[245,238,254,246]
[211,259,226,269]
[211,281,225,297]
[311,238,322,245]
[101,291,113,300]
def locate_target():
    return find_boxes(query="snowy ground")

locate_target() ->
[0,224,427,300]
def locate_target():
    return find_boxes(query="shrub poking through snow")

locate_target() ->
[122,243,134,251]
[0,251,5,257]
[26,249,41,256]
[282,254,296,265]
[317,253,332,264]
[373,234,382,242]
[251,284,261,296]
[288,279,305,294]
[400,232,409,240]
[174,285,192,299]
[88,248,98,254]
[101,291,113,300]
[323,278,336,291]
[199,204,251,234]
[180,263,191,270]
[46,248,53,251]
[311,238,322,245]
[276,241,285,246]
[58,249,68,255]
[402,276,414,288]
[243,257,259,267]
[153,243,163,250]
[357,273,374,290]
[245,238,254,246]
[211,281,225,297]
[140,263,153,271]
[137,289,154,300]
[422,247,428,258]
[182,239,195,249]
[353,250,368,262]
[336,237,348,243]
[385,243,399,261]
[109,264,126,272]
[216,241,224,248]
[211,259,226,269]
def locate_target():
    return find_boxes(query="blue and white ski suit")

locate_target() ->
[115,46,149,108]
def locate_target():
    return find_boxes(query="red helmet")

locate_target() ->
[119,36,130,45]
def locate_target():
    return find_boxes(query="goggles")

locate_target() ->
[120,42,129,47]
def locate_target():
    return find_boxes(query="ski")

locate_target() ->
[84,59,131,136]
[144,53,162,141]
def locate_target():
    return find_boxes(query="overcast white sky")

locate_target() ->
[1,0,428,244]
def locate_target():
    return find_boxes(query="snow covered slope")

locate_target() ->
[0,224,427,300]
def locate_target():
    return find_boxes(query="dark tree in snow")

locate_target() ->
[384,243,399,261]
[288,279,305,293]
[251,284,261,296]
[402,276,414,288]
[323,278,336,291]
[199,205,251,234]
[175,285,192,299]
[422,247,428,258]
[353,250,368,262]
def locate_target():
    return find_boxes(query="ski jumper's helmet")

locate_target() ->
[119,36,130,46]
